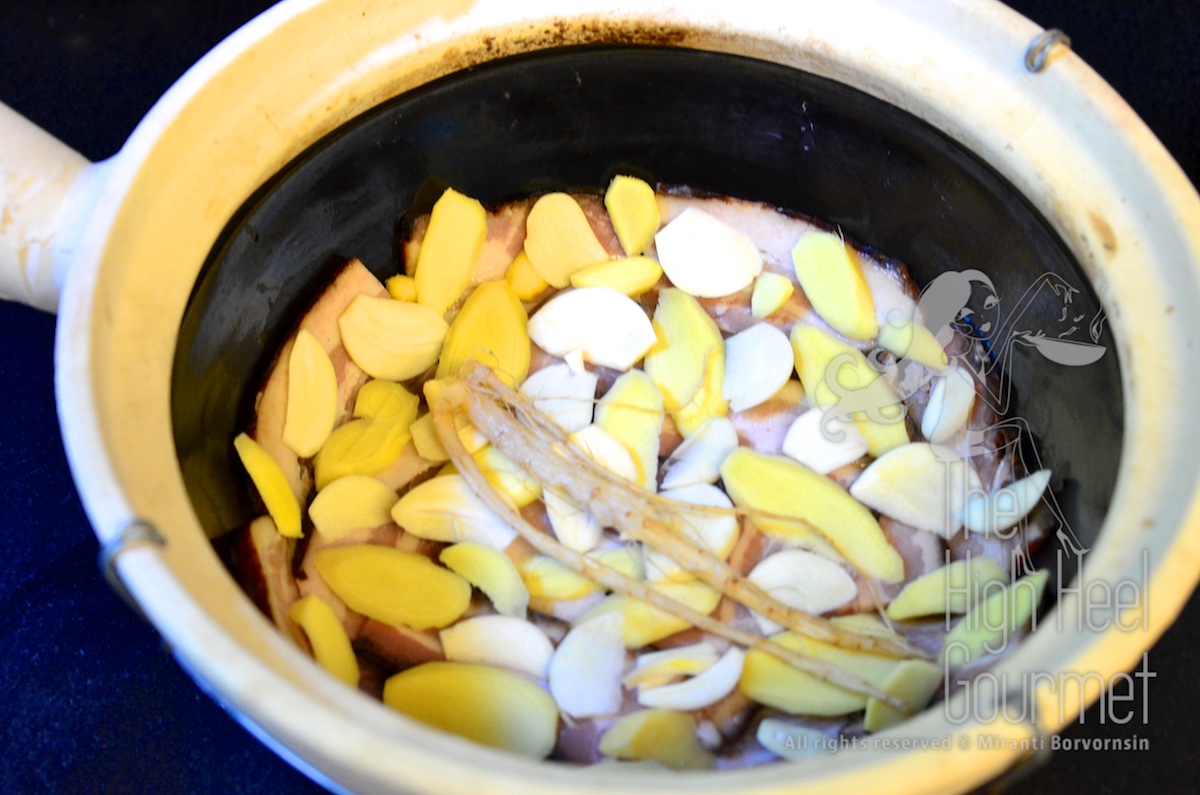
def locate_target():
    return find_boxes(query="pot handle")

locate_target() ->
[0,102,108,314]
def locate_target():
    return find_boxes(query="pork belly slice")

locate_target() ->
[251,258,386,502]
[228,515,306,648]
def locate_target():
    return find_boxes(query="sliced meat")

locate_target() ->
[354,619,445,671]
[728,381,807,456]
[251,258,385,502]
[229,515,305,648]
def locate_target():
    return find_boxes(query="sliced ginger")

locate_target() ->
[282,329,338,458]
[308,475,398,540]
[439,542,530,617]
[790,323,909,456]
[569,256,663,297]
[598,709,715,770]
[504,250,548,301]
[523,193,610,287]
[750,272,795,318]
[234,432,301,538]
[594,370,664,490]
[383,661,559,759]
[338,295,449,381]
[604,175,660,256]
[436,279,530,386]
[644,288,724,412]
[413,187,488,317]
[721,447,904,584]
[288,594,360,687]
[791,231,878,342]
[312,381,419,490]
[314,544,471,630]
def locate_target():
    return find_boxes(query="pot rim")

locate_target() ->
[54,0,1200,792]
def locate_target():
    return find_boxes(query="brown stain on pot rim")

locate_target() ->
[439,18,695,73]
[1089,211,1118,255]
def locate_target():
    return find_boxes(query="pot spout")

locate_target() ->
[0,101,107,313]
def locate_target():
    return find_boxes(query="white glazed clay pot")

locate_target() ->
[1,1,1199,793]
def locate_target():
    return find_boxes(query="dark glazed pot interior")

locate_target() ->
[172,45,1122,586]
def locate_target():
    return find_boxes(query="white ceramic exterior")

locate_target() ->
[1,0,1198,792]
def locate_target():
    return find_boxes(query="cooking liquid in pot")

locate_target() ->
[224,178,1055,769]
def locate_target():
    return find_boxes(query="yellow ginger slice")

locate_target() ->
[385,274,417,302]
[594,370,664,490]
[739,630,904,716]
[941,570,1049,669]
[886,557,1009,620]
[354,378,420,421]
[520,547,645,601]
[598,709,715,770]
[863,659,944,733]
[234,433,301,538]
[750,272,795,318]
[878,317,948,370]
[436,279,531,386]
[524,192,610,287]
[338,295,449,381]
[383,662,559,758]
[549,613,627,717]
[413,187,488,317]
[314,544,471,630]
[471,444,542,509]
[504,249,548,301]
[604,175,660,256]
[671,346,728,439]
[623,641,721,689]
[721,447,905,583]
[439,615,554,679]
[439,542,530,617]
[308,475,397,540]
[408,412,446,462]
[637,647,745,711]
[391,473,517,550]
[287,594,360,687]
[570,256,663,297]
[313,382,419,489]
[577,580,723,649]
[643,287,723,411]
[791,231,878,342]
[520,555,598,601]
[790,323,909,456]
[282,329,338,458]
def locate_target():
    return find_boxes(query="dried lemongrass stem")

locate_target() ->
[428,390,903,707]
[449,362,923,660]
